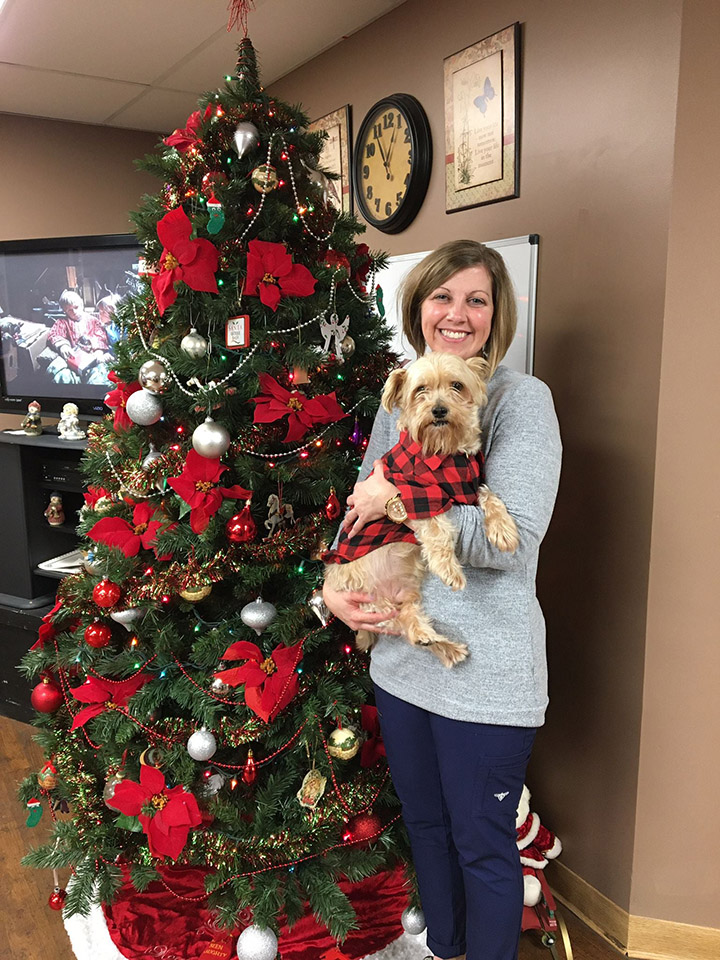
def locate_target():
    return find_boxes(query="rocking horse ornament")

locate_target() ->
[264,492,296,538]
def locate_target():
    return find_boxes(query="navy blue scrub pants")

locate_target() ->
[374,685,536,960]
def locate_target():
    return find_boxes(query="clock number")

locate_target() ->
[404,127,411,144]
[396,192,404,205]
[373,122,382,140]
[374,198,381,213]
[383,111,395,129]
[362,164,370,180]
[404,173,411,186]
[365,143,376,158]
[385,201,393,216]
[366,185,373,200]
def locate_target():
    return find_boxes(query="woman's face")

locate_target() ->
[420,264,494,360]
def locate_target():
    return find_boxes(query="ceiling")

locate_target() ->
[0,0,407,134]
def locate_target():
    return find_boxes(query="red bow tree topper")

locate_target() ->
[167,449,252,534]
[163,104,213,153]
[251,373,347,443]
[88,502,167,558]
[245,239,316,312]
[69,673,152,730]
[213,639,303,723]
[111,765,202,861]
[151,207,220,316]
[105,373,142,431]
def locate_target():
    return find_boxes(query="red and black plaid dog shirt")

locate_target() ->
[323,431,484,564]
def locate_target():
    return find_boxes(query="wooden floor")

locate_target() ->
[1,713,622,960]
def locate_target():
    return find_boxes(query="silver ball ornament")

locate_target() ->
[236,925,278,960]
[211,675,232,697]
[340,335,355,359]
[181,328,208,358]
[233,121,260,158]
[192,417,231,458]
[202,772,225,797]
[327,726,360,760]
[240,597,277,635]
[401,906,427,935]
[103,773,125,810]
[138,359,169,395]
[125,389,163,426]
[187,727,217,761]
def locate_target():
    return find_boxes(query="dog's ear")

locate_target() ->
[466,355,490,382]
[381,366,408,412]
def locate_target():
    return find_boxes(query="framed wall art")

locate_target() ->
[444,22,521,213]
[308,104,352,215]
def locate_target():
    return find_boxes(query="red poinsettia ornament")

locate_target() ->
[151,207,220,316]
[111,764,202,861]
[353,243,373,291]
[245,239,316,312]
[213,638,303,723]
[69,672,152,730]
[88,502,167,558]
[167,449,252,534]
[163,104,213,153]
[105,373,142,431]
[83,486,112,509]
[30,599,63,651]
[360,705,386,768]
[251,373,347,443]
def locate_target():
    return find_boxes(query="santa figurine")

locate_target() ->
[44,493,65,527]
[516,784,562,906]
[57,402,86,440]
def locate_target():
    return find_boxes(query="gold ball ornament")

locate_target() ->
[251,163,278,193]
[327,726,360,760]
[340,335,356,359]
[179,584,212,602]
[139,746,165,768]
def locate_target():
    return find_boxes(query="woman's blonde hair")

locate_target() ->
[400,240,516,376]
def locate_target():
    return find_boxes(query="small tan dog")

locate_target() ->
[324,352,518,667]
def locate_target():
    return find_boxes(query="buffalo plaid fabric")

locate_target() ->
[323,431,484,564]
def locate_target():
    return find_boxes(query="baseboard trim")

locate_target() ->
[550,861,720,960]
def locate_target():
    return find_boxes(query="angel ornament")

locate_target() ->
[319,313,350,362]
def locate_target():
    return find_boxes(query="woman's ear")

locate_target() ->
[381,366,408,412]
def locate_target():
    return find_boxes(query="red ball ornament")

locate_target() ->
[48,886,67,910]
[325,487,341,521]
[84,621,112,648]
[31,677,63,714]
[343,811,383,848]
[93,579,122,609]
[226,502,256,543]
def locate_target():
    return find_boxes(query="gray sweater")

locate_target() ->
[354,364,562,727]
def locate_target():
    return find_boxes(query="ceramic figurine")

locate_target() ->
[57,402,86,440]
[21,400,43,436]
[44,493,65,527]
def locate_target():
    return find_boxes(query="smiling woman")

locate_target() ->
[419,264,494,360]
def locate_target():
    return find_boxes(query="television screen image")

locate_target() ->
[0,234,142,417]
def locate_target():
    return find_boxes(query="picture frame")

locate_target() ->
[308,105,352,215]
[443,22,521,213]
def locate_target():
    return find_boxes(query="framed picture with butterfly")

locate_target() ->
[443,22,521,212]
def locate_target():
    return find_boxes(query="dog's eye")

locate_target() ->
[451,381,465,392]
[415,385,427,394]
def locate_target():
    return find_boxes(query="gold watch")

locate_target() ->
[384,493,408,524]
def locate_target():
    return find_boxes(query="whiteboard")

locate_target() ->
[374,234,539,375]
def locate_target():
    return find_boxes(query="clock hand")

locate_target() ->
[376,135,390,175]
[385,125,399,174]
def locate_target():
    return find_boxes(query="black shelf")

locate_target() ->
[39,479,85,493]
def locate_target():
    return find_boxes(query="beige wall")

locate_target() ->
[631,0,720,928]
[0,114,158,431]
[272,0,717,932]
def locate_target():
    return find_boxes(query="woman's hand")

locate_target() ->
[343,461,399,538]
[322,580,400,634]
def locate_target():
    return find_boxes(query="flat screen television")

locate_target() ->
[0,233,143,419]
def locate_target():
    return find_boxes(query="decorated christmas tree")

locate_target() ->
[19,32,419,958]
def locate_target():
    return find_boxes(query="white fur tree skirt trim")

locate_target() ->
[64,902,430,960]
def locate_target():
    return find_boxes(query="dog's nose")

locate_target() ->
[432,404,448,419]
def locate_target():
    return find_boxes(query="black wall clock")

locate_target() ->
[352,93,432,234]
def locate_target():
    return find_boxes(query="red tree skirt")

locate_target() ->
[102,864,408,960]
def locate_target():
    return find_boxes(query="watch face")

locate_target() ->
[386,496,408,523]
[353,94,432,234]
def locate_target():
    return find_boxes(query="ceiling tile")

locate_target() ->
[107,87,204,134]
[0,63,145,125]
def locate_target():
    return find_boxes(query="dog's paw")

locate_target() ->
[444,569,466,591]
[430,639,469,667]
[355,630,376,652]
[485,519,519,553]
